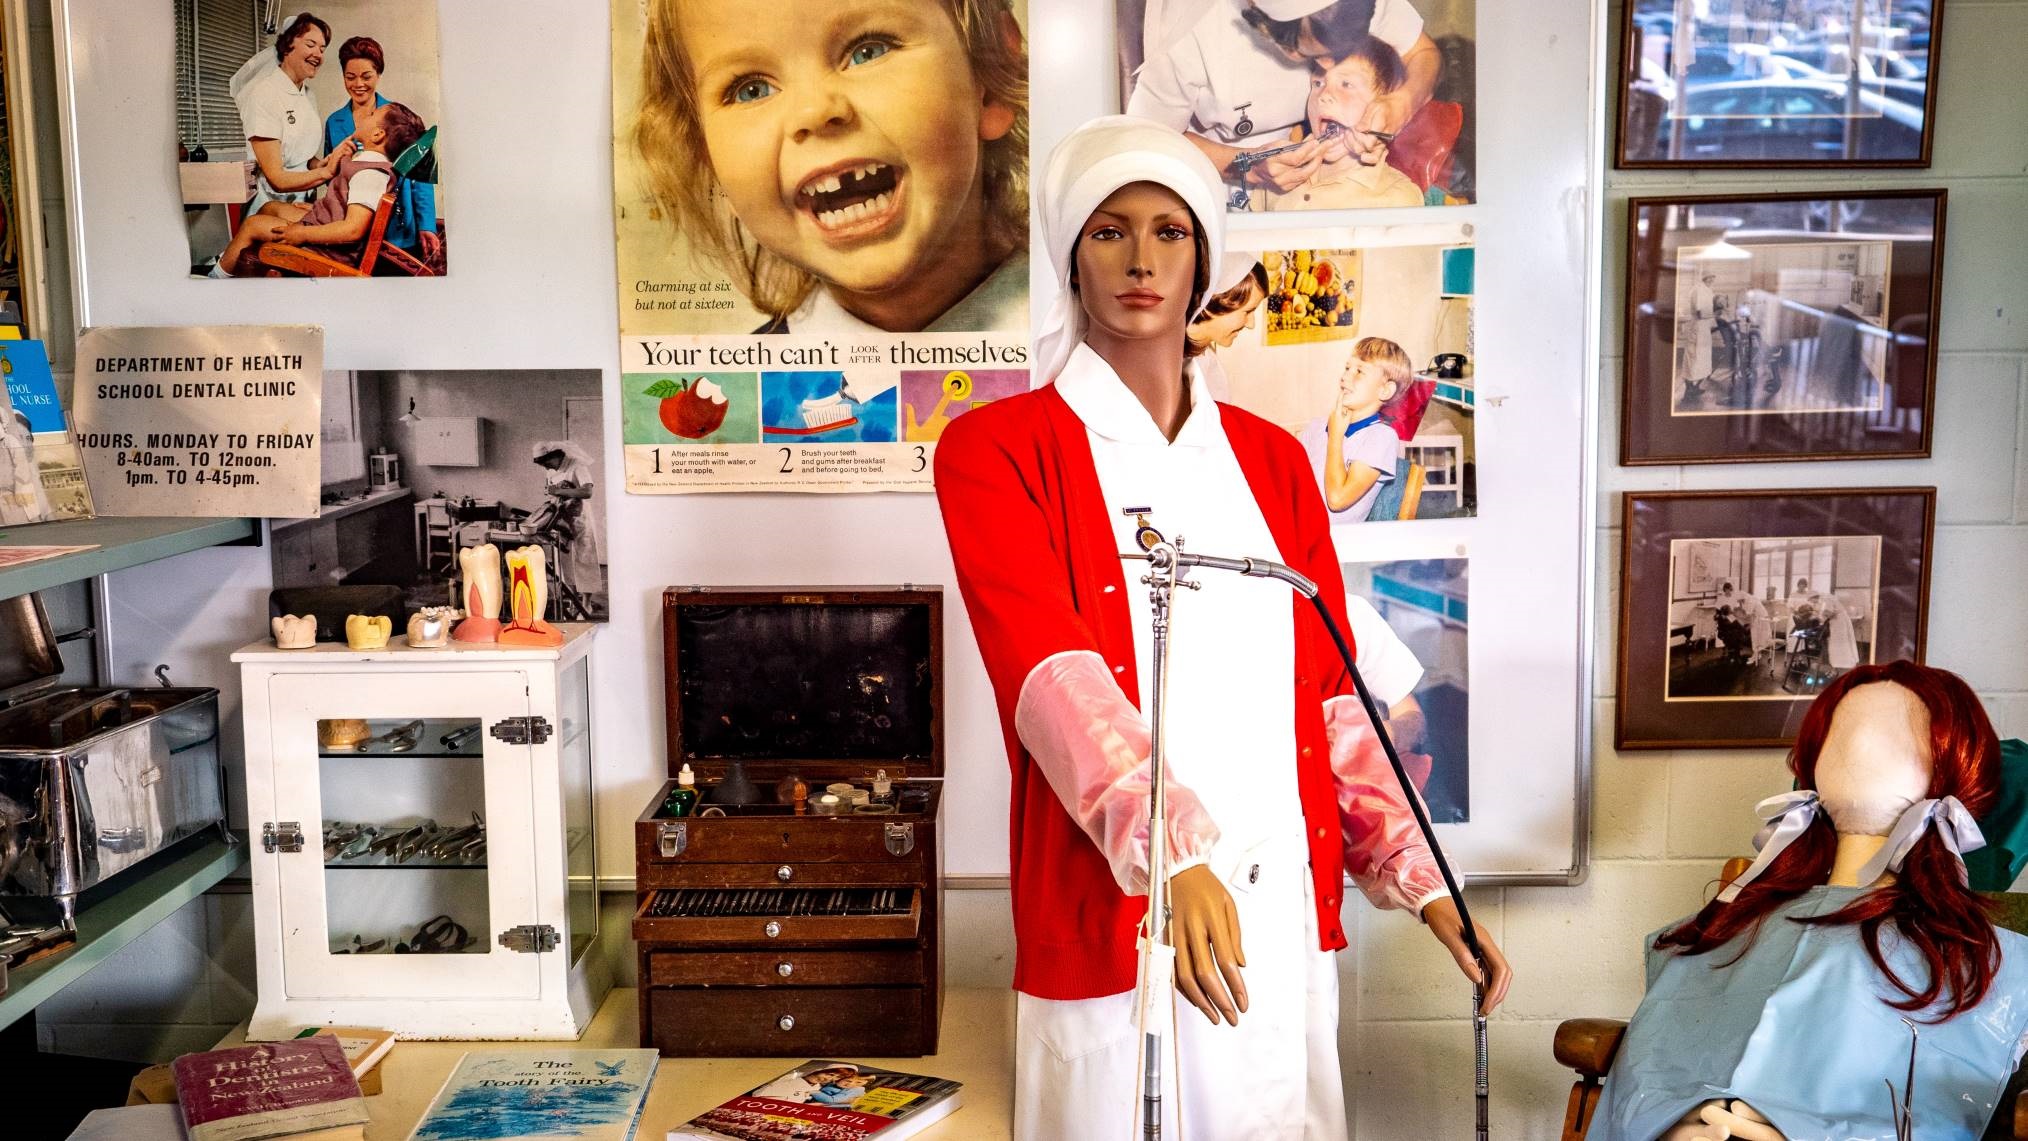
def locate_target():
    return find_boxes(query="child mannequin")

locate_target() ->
[1593,662,2028,1141]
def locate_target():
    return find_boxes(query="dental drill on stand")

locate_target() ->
[1125,537,1489,1141]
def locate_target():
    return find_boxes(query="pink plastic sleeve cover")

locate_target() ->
[1325,694,1450,915]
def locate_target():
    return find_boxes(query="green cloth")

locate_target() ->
[1968,738,2028,893]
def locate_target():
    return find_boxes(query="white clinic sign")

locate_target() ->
[73,325,322,518]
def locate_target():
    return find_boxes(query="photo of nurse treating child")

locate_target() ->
[176,4,447,278]
[616,0,1030,336]
[1200,227,1477,522]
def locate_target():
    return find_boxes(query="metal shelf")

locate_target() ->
[0,835,245,1032]
[0,515,256,600]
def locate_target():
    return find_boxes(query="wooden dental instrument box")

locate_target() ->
[634,587,945,1057]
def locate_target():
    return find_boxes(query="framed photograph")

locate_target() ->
[1622,190,1944,465]
[1617,488,1934,750]
[1117,0,1477,210]
[1616,0,1944,168]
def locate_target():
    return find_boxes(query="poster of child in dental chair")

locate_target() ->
[613,0,1032,493]
[176,3,447,279]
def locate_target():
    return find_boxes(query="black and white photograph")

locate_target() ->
[272,369,606,622]
[1622,190,1944,465]
[1663,535,1879,701]
[1618,0,1942,167]
[1343,557,1468,823]
[176,2,446,277]
[1118,0,1477,210]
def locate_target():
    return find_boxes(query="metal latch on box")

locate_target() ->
[498,924,560,953]
[489,717,553,746]
[262,822,304,853]
[657,821,687,858]
[884,822,915,857]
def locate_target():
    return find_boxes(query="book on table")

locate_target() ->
[171,1035,368,1141]
[406,1049,661,1141]
[292,1026,396,1095]
[668,1060,963,1141]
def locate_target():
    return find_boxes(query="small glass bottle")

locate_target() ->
[661,764,700,818]
[777,771,810,814]
[871,769,895,807]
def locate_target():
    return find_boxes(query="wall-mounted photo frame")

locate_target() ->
[1616,0,1944,168]
[1621,189,1944,465]
[1616,487,1934,750]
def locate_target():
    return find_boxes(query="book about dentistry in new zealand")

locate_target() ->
[667,1060,962,1141]
[407,1050,660,1141]
[611,1,1033,494]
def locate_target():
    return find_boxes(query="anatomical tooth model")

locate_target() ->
[453,544,503,644]
[344,614,392,651]
[407,607,454,649]
[498,545,564,647]
[271,614,317,649]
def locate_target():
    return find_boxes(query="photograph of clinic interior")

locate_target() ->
[271,370,606,621]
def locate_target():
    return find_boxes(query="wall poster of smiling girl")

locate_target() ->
[613,0,1032,493]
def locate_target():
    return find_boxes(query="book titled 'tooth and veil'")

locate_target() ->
[667,1060,962,1141]
[406,1050,661,1141]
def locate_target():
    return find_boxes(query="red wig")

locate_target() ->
[1653,660,2002,1020]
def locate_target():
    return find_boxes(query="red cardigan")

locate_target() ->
[935,383,1363,1000]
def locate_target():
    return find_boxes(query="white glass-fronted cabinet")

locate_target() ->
[232,626,607,1039]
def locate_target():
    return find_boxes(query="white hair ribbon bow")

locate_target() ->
[1853,796,1986,889]
[1716,791,1821,903]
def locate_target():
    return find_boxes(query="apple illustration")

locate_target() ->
[645,376,730,439]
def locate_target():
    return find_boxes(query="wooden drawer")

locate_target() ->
[637,814,934,865]
[636,860,924,891]
[644,985,928,1057]
[644,948,923,987]
[632,888,921,946]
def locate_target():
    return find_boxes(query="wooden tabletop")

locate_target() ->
[221,986,1016,1140]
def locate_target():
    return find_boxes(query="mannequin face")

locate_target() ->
[1073,181,1200,347]
[1816,680,1933,836]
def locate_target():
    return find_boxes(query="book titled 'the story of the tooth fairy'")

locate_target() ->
[407,1050,661,1141]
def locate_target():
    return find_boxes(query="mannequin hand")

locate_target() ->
[1701,1101,1784,1141]
[1169,864,1247,1025]
[1421,897,1512,1014]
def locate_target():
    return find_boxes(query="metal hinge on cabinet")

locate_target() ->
[489,717,553,746]
[884,822,915,857]
[262,822,304,853]
[498,924,560,953]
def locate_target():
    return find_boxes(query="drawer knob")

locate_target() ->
[776,864,794,882]
[764,920,782,938]
[777,1014,796,1031]
[776,961,794,978]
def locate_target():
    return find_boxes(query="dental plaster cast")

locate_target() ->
[406,607,454,649]
[271,614,317,649]
[498,545,564,647]
[318,718,371,750]
[1590,662,2028,1141]
[453,543,503,643]
[344,614,392,651]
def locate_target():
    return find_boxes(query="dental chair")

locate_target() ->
[1553,858,2028,1141]
[1386,100,1465,197]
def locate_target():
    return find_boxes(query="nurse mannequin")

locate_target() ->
[1591,661,2028,1141]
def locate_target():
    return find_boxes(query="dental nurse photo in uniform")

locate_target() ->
[934,115,1509,1141]
[1128,0,1441,192]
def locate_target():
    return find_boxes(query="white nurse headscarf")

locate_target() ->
[1251,0,1337,17]
[1033,116,1245,387]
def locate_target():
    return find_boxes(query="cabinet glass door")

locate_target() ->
[267,670,540,1001]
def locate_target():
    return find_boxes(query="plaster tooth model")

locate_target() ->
[453,544,504,643]
[498,545,564,647]
[344,614,393,651]
[407,607,454,649]
[271,614,317,649]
